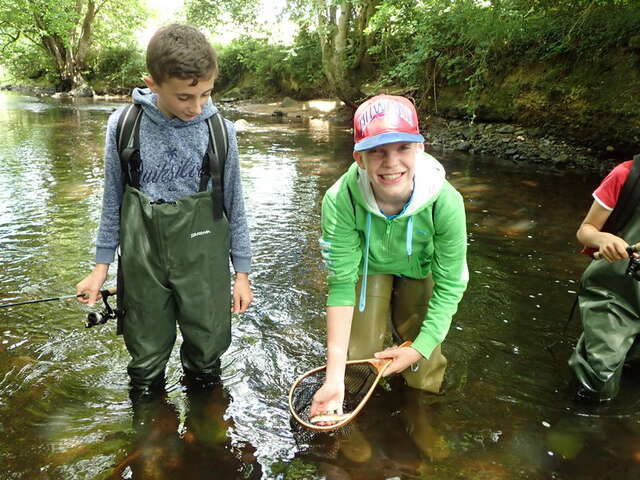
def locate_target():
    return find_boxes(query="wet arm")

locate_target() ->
[577,200,628,261]
[310,186,360,417]
[308,306,353,417]
[324,306,353,382]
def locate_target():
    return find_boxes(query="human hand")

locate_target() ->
[309,380,345,425]
[374,344,422,376]
[75,264,109,306]
[232,273,253,313]
[595,233,631,262]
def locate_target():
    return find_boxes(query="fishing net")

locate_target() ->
[288,360,385,453]
[290,362,377,424]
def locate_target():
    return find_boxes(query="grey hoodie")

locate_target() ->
[95,87,251,273]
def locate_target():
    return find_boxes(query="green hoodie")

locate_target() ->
[320,152,469,359]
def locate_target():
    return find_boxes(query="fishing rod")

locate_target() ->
[0,288,116,309]
[1,293,83,308]
[0,288,118,329]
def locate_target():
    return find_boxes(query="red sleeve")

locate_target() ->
[582,161,633,257]
[593,160,633,210]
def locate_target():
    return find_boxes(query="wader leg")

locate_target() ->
[626,336,640,366]
[569,298,640,401]
[401,388,450,460]
[392,275,447,393]
[167,200,232,387]
[122,280,176,399]
[174,264,230,388]
[120,187,177,399]
[348,275,393,360]
[185,383,231,446]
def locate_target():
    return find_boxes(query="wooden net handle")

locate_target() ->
[288,340,413,432]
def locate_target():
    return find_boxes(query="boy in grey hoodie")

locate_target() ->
[75,24,252,401]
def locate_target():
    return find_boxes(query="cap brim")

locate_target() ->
[354,132,425,152]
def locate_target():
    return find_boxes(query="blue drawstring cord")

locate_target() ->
[406,216,413,256]
[358,212,372,312]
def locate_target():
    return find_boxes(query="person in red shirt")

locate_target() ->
[578,160,634,259]
[569,159,640,402]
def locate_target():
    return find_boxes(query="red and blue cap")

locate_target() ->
[353,94,425,152]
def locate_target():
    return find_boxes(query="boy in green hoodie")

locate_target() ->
[310,94,468,419]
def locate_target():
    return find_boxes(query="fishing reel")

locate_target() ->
[624,243,640,281]
[85,289,117,328]
[626,256,640,281]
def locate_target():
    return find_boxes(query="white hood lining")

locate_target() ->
[357,151,446,218]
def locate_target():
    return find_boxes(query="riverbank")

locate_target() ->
[227,96,612,174]
[0,85,613,173]
[0,84,130,100]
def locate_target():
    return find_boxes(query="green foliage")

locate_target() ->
[86,43,146,92]
[366,0,640,117]
[1,39,57,83]
[281,27,326,96]
[90,1,148,51]
[170,0,640,110]
[215,35,286,95]
[185,0,260,30]
[0,0,147,88]
[215,29,326,99]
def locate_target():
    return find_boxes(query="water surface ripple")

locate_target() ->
[0,93,638,479]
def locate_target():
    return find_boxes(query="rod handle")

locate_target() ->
[593,241,640,260]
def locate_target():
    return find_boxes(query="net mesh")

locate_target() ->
[289,361,379,446]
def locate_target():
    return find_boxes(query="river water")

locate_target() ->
[0,93,638,479]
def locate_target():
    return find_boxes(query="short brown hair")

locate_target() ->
[146,24,218,85]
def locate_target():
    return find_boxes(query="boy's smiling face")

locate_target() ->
[144,75,214,121]
[354,142,423,210]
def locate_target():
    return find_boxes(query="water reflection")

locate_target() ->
[112,386,261,479]
[307,118,331,143]
[0,92,638,479]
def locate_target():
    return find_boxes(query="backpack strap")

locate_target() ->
[116,103,229,216]
[115,103,143,189]
[113,103,143,335]
[210,111,229,183]
[199,112,229,220]
[602,154,640,235]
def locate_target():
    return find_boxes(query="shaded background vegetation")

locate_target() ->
[1,0,638,156]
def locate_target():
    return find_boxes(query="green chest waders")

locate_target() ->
[114,106,231,396]
[569,206,640,401]
[349,274,447,393]
[119,187,231,392]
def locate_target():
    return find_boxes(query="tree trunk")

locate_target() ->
[42,36,90,93]
[32,0,97,93]
[317,0,379,108]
